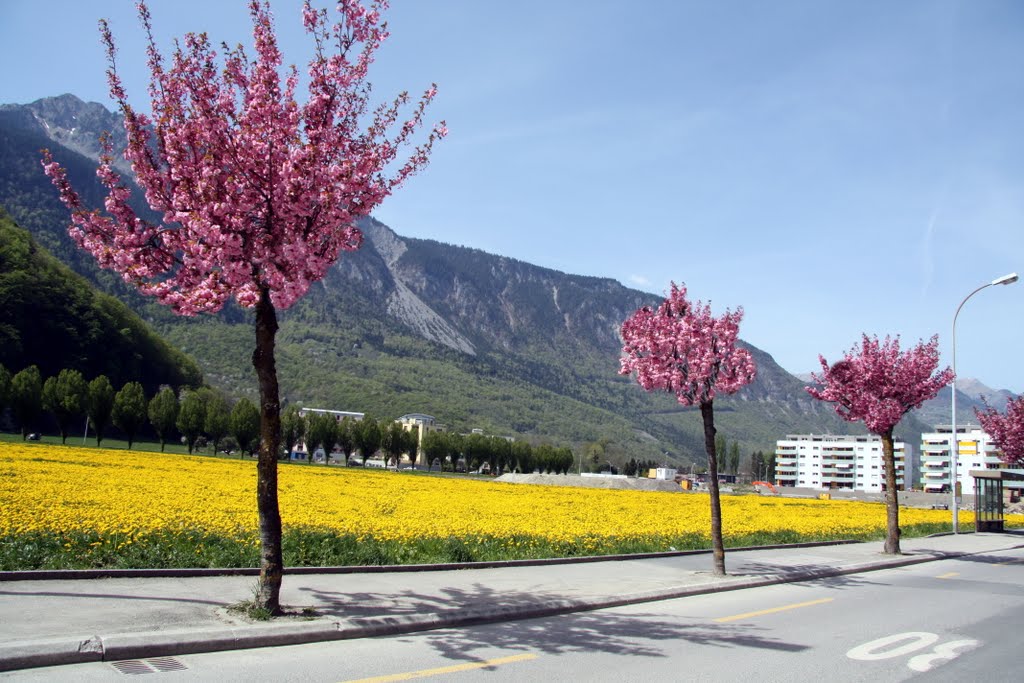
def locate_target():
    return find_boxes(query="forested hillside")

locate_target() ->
[0,208,202,394]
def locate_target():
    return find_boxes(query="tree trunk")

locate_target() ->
[253,287,284,614]
[881,428,901,555]
[701,400,726,576]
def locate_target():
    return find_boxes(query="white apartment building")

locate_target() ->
[920,425,1000,494]
[298,408,365,423]
[775,434,909,492]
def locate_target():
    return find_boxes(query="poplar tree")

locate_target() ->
[148,387,180,452]
[42,369,87,445]
[177,389,206,454]
[112,382,147,450]
[11,366,42,440]
[86,376,116,447]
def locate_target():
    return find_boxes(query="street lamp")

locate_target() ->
[950,272,1018,533]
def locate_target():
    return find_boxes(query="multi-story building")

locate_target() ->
[775,434,908,492]
[298,408,365,423]
[920,425,1000,494]
[396,413,446,466]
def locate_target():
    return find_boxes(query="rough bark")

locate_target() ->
[701,400,727,576]
[881,428,901,554]
[253,287,284,614]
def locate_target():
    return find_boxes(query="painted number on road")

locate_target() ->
[847,632,979,673]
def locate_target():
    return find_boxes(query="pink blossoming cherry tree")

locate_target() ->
[976,397,1024,467]
[807,335,953,554]
[619,283,756,576]
[42,0,444,613]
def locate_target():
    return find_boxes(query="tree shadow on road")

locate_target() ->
[943,552,1024,566]
[0,588,224,607]
[728,561,886,590]
[297,582,811,662]
[415,602,809,664]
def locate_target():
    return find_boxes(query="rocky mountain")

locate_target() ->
[0,94,934,464]
[0,95,131,175]
[955,378,1017,412]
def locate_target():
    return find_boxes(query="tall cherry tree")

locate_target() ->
[619,283,756,576]
[976,397,1024,467]
[807,335,953,554]
[42,0,444,613]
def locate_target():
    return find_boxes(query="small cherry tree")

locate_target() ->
[807,335,953,554]
[619,283,756,575]
[975,397,1024,467]
[42,0,444,613]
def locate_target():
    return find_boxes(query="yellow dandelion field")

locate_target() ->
[5,442,1016,558]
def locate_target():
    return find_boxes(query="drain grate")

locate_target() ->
[110,657,188,675]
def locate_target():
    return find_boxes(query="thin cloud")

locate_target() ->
[628,275,653,288]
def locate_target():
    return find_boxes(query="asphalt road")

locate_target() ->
[4,546,1022,682]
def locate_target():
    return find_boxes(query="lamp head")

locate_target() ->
[992,272,1019,286]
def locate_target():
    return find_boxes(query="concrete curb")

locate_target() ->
[0,539,860,582]
[0,636,103,672]
[0,545,993,673]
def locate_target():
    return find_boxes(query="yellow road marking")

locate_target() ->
[714,597,833,623]
[936,572,960,579]
[996,559,1024,566]
[342,653,539,683]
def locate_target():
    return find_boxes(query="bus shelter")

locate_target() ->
[969,470,1024,532]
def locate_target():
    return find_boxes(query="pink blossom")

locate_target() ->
[619,282,756,406]
[806,334,953,435]
[41,0,443,316]
[976,397,1024,466]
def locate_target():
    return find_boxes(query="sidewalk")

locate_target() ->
[1,532,1022,672]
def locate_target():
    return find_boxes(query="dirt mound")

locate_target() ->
[495,473,682,493]
[1005,501,1024,515]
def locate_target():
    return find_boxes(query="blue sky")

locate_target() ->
[2,0,1022,392]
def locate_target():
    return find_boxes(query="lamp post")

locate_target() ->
[951,272,1018,533]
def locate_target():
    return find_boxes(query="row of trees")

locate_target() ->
[1,361,583,474]
[715,435,743,475]
[422,431,574,475]
[0,363,263,455]
[281,410,419,467]
[621,459,666,477]
[749,450,777,482]
[282,409,577,475]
